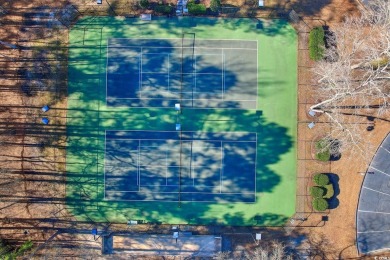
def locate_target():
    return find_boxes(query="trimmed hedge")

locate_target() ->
[310,186,325,198]
[312,198,328,211]
[188,1,207,14]
[154,4,173,14]
[313,173,329,186]
[309,27,325,61]
[315,139,331,161]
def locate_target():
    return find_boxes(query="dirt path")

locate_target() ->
[292,0,390,258]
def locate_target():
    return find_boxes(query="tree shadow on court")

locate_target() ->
[66,20,295,226]
[68,109,295,225]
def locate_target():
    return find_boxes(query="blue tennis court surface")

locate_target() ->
[106,38,258,109]
[104,131,257,202]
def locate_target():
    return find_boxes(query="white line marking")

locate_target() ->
[220,141,223,193]
[135,165,217,168]
[166,149,168,186]
[256,40,258,109]
[105,40,109,106]
[106,130,257,134]
[111,138,256,143]
[108,46,257,51]
[357,229,390,233]
[362,186,390,197]
[139,48,142,98]
[222,49,225,100]
[255,132,257,201]
[107,190,256,194]
[369,166,390,177]
[138,140,141,189]
[111,98,257,101]
[104,131,107,199]
[380,145,390,154]
[168,53,170,92]
[358,210,390,215]
[105,104,258,110]
[108,37,258,42]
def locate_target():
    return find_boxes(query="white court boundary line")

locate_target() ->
[103,130,257,202]
[103,132,107,199]
[108,46,258,51]
[110,98,256,101]
[108,37,258,42]
[358,210,390,215]
[105,38,258,109]
[361,186,390,197]
[108,190,255,194]
[109,138,256,143]
[140,52,225,96]
[138,144,223,189]
[105,129,258,135]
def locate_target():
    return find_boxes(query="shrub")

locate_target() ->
[140,0,150,9]
[188,1,207,14]
[323,184,334,199]
[310,186,325,198]
[315,139,331,161]
[210,0,221,12]
[312,198,328,211]
[309,27,325,61]
[0,240,33,259]
[154,4,173,14]
[313,173,329,186]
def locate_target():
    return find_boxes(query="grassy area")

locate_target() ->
[66,17,297,226]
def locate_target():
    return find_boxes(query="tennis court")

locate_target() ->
[66,17,297,226]
[104,131,257,202]
[106,38,258,109]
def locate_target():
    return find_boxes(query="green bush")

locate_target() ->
[315,139,331,161]
[188,1,207,14]
[313,173,329,186]
[210,0,221,12]
[312,198,328,211]
[323,184,334,199]
[310,186,325,198]
[154,4,173,14]
[309,27,325,61]
[140,0,150,9]
[0,240,33,260]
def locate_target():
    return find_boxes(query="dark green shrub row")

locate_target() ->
[313,173,329,186]
[188,1,207,14]
[309,27,325,61]
[154,4,173,14]
[310,173,335,211]
[312,198,329,211]
[310,186,325,198]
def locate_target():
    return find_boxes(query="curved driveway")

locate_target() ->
[357,133,390,254]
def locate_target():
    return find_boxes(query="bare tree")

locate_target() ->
[310,0,390,159]
[244,241,293,260]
